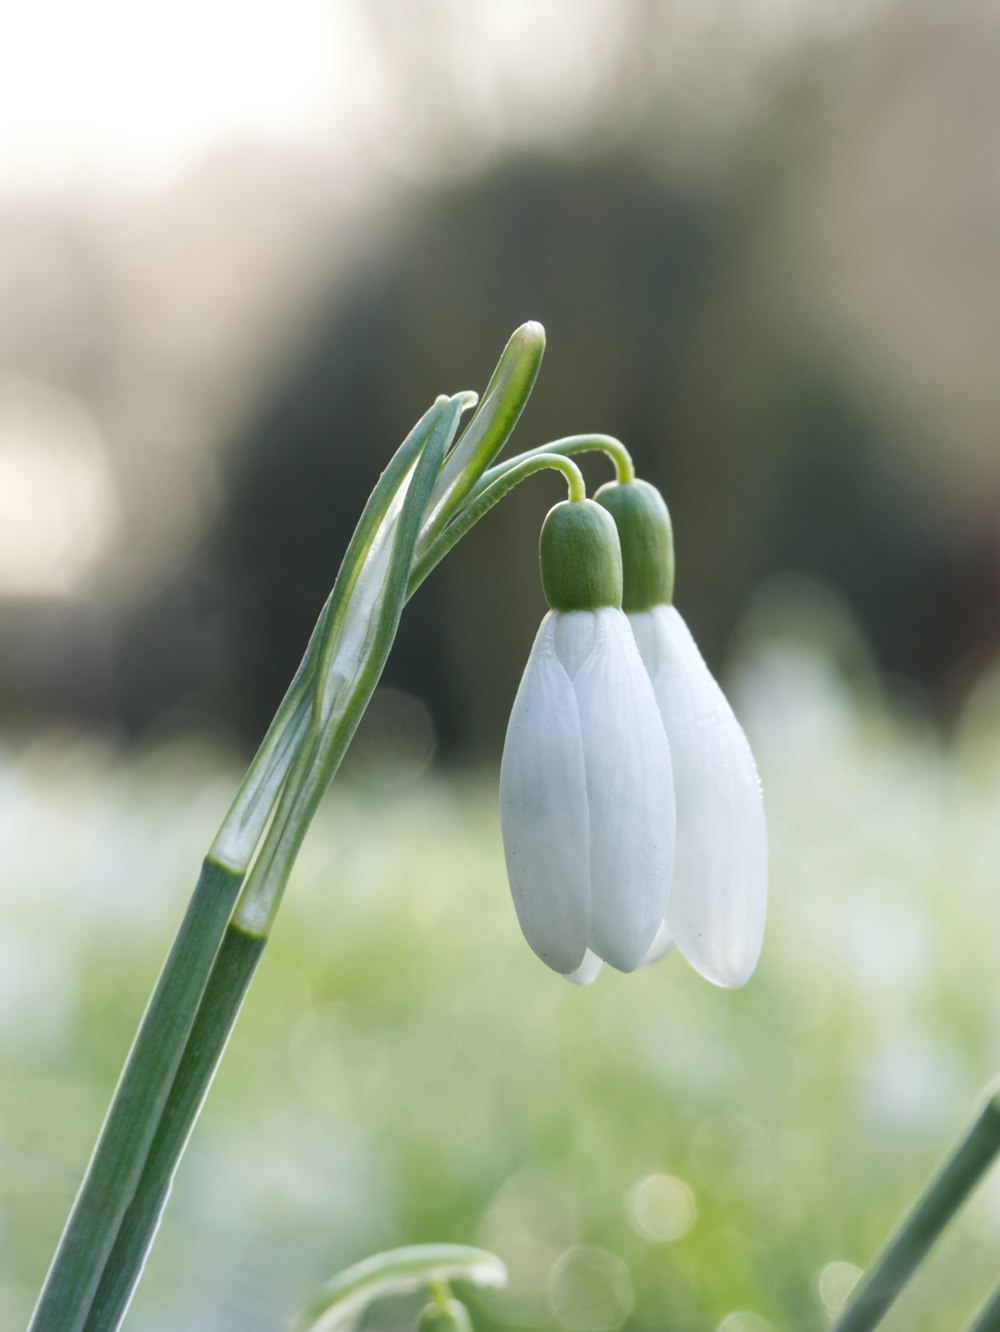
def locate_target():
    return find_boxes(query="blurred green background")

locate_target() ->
[2,1,1000,1328]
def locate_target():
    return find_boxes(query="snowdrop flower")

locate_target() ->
[597,480,767,988]
[500,498,675,982]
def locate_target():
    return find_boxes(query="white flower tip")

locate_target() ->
[562,950,603,986]
[685,927,764,989]
[593,928,660,975]
[501,608,676,986]
[703,962,758,991]
[641,920,674,968]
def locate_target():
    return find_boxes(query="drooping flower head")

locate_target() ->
[596,479,768,988]
[500,497,675,982]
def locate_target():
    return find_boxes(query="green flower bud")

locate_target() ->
[417,1297,474,1331]
[595,479,674,610]
[539,499,623,612]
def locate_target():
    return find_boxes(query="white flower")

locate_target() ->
[500,607,676,980]
[629,604,767,988]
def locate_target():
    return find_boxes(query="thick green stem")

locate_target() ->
[478,433,635,492]
[81,924,266,1331]
[833,1089,1000,1332]
[28,859,243,1332]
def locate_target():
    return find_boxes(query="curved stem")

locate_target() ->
[554,433,635,483]
[480,433,635,490]
[561,459,588,502]
[408,453,586,595]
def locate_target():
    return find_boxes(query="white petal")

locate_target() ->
[500,613,591,974]
[552,609,599,679]
[627,608,662,677]
[636,605,767,988]
[572,608,675,972]
[641,920,674,967]
[563,949,603,986]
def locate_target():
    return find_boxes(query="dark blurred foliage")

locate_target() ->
[115,149,995,758]
[4,0,1000,755]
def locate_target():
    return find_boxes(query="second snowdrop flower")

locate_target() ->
[500,497,675,982]
[597,479,768,989]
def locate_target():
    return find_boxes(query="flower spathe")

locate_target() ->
[629,603,767,988]
[500,606,676,980]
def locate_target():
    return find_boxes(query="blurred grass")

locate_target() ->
[3,619,1000,1332]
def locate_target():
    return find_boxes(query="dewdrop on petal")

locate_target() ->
[499,498,676,981]
[597,479,767,989]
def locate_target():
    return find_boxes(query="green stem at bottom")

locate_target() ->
[81,924,266,1331]
[833,1089,1000,1332]
[28,859,243,1332]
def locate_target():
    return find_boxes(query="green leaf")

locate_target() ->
[421,321,545,541]
[211,391,469,872]
[27,859,244,1332]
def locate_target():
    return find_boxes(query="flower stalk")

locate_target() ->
[26,857,245,1332]
[29,322,598,1332]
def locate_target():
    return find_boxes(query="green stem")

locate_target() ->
[27,858,243,1332]
[80,924,266,1331]
[479,433,635,491]
[833,1089,1000,1332]
[408,453,587,595]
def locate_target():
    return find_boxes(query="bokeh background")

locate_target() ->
[3,1,1000,1329]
